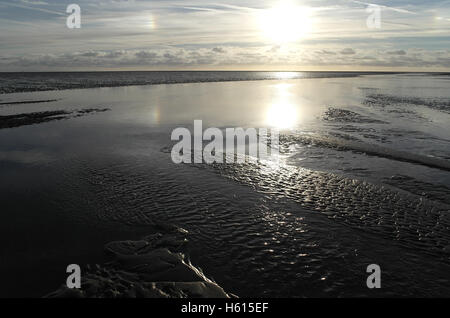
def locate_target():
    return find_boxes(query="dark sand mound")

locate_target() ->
[0,99,59,106]
[279,133,450,172]
[45,226,233,298]
[364,93,450,113]
[323,107,387,124]
[0,108,109,129]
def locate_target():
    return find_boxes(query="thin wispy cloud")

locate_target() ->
[351,0,417,15]
[1,0,65,16]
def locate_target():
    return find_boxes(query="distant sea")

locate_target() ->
[0,71,402,94]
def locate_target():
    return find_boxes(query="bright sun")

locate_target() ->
[258,2,313,43]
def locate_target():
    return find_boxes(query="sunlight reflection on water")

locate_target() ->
[266,83,299,129]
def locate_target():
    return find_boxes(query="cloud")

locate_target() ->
[104,50,125,58]
[1,47,449,71]
[315,49,336,55]
[135,51,158,59]
[79,51,99,57]
[340,48,356,55]
[212,47,226,53]
[387,50,407,55]
[2,1,65,16]
[20,0,49,5]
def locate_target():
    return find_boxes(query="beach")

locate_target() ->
[1,72,450,297]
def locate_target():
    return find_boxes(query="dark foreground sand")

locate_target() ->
[46,223,233,298]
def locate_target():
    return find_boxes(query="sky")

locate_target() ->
[0,0,449,71]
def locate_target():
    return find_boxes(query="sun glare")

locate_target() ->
[266,102,298,129]
[266,83,299,129]
[258,2,313,43]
